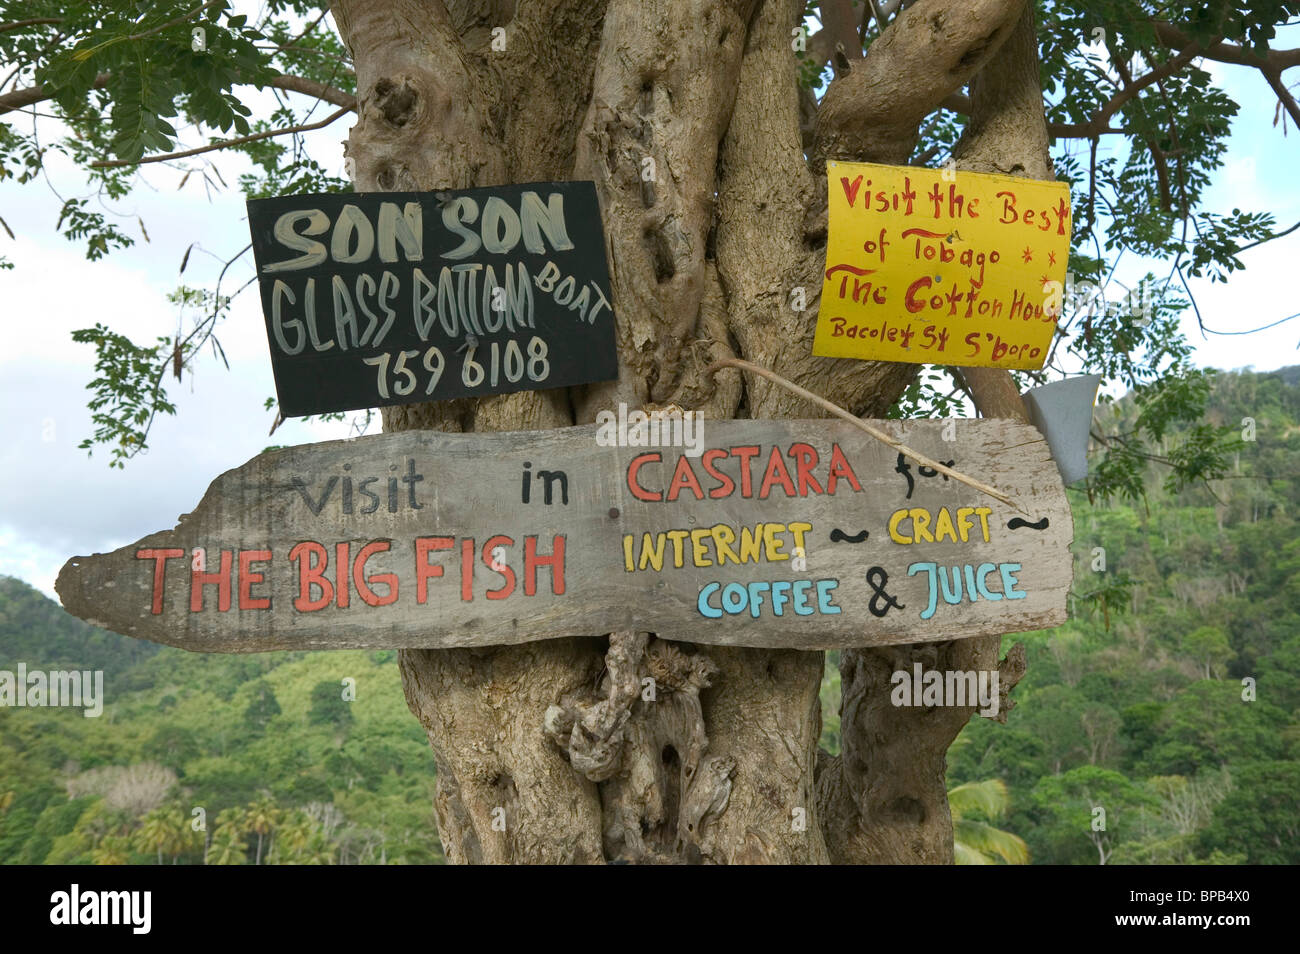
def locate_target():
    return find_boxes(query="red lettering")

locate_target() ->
[190,548,232,612]
[945,184,965,218]
[789,443,824,496]
[238,549,272,610]
[665,455,705,502]
[627,452,663,502]
[289,541,333,611]
[415,536,454,604]
[758,446,797,499]
[826,444,863,494]
[353,541,397,606]
[483,535,516,600]
[840,174,863,208]
[700,448,735,499]
[997,190,1018,224]
[335,542,350,608]
[732,446,761,498]
[461,538,475,602]
[928,181,943,217]
[904,276,932,313]
[524,535,566,596]
[136,548,184,615]
[825,263,875,301]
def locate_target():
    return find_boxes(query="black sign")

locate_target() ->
[246,182,619,417]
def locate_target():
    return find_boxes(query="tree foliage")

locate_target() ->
[946,366,1300,864]
[0,1,1295,488]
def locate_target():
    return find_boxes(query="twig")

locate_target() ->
[125,1,223,43]
[0,18,63,34]
[89,105,351,168]
[1263,68,1300,134]
[268,7,331,57]
[1051,45,1203,138]
[704,357,1027,512]
[1235,216,1300,255]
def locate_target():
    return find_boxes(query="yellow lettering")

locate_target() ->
[738,525,765,564]
[933,507,958,543]
[763,523,789,562]
[910,507,935,543]
[690,528,713,567]
[788,521,812,554]
[888,509,911,544]
[638,532,665,571]
[712,524,740,566]
[665,529,689,568]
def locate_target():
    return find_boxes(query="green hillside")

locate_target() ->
[942,364,1300,864]
[0,594,441,864]
[2,365,1298,864]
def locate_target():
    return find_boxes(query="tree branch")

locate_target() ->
[1262,67,1300,130]
[124,0,223,43]
[1151,21,1300,72]
[807,1,868,71]
[0,18,62,34]
[88,105,352,168]
[267,74,356,109]
[1148,21,1300,132]
[0,73,109,115]
[1049,45,1202,138]
[814,0,1029,165]
[942,91,1123,137]
[0,73,354,117]
[268,7,332,56]
[817,0,864,75]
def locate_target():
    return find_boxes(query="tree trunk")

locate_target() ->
[331,0,1043,863]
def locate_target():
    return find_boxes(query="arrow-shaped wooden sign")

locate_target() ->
[56,418,1072,653]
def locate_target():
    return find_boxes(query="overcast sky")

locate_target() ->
[1,30,1297,599]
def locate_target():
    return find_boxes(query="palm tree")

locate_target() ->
[268,814,312,864]
[92,834,132,865]
[245,796,281,865]
[949,779,1029,865]
[134,810,170,865]
[298,833,337,865]
[208,807,249,865]
[134,807,191,864]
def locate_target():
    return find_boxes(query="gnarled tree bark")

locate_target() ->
[329,0,1051,863]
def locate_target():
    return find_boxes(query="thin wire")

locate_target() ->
[1201,311,1300,335]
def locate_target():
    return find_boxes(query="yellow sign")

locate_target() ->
[814,160,1071,369]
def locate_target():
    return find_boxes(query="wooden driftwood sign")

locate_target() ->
[56,418,1072,653]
